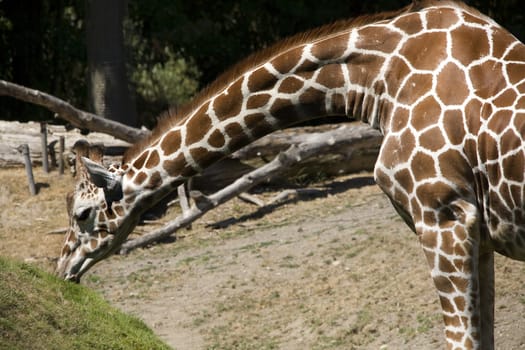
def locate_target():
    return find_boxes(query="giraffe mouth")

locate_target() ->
[57,252,95,283]
[57,257,82,282]
[65,273,80,284]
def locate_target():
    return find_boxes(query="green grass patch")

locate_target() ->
[0,256,170,350]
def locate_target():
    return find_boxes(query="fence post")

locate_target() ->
[59,136,65,175]
[19,144,37,195]
[40,122,49,173]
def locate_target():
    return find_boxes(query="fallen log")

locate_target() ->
[119,123,382,253]
[232,122,382,176]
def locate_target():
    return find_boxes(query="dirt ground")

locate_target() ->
[1,167,524,349]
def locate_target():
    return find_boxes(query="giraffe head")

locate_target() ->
[56,141,131,282]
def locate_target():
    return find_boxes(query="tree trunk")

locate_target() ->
[86,0,137,127]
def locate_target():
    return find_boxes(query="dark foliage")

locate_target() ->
[0,0,523,124]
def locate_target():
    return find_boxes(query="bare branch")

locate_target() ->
[0,79,147,143]
[267,188,325,205]
[238,193,265,207]
[119,124,381,254]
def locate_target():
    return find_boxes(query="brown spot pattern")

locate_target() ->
[146,171,162,189]
[189,147,224,167]
[451,26,490,66]
[160,130,181,156]
[133,152,148,170]
[134,171,147,186]
[436,62,469,105]
[504,43,525,62]
[185,114,212,145]
[247,67,278,93]
[506,63,525,85]
[438,150,471,184]
[278,76,304,94]
[400,32,447,70]
[443,110,466,145]
[224,122,246,140]
[503,152,524,182]
[271,47,305,75]
[469,60,506,99]
[246,113,275,138]
[246,94,271,109]
[310,34,348,61]
[393,13,423,35]
[411,96,442,131]
[347,54,385,85]
[397,73,433,105]
[394,168,414,193]
[163,153,187,177]
[426,9,459,29]
[493,88,518,108]
[411,152,437,181]
[419,127,446,152]
[208,129,226,148]
[380,131,415,168]
[385,56,411,96]
[315,64,345,89]
[145,150,160,168]
[491,27,519,58]
[390,106,410,132]
[356,25,402,53]
[214,80,244,120]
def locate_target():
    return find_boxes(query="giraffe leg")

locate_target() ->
[417,199,488,350]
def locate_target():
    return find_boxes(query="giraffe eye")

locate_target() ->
[75,207,92,222]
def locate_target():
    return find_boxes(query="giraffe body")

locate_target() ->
[57,1,525,348]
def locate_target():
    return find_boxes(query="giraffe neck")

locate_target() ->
[121,14,412,200]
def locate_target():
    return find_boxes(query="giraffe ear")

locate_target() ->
[81,157,123,200]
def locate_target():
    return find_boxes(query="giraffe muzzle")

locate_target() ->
[64,273,80,284]
[56,250,87,282]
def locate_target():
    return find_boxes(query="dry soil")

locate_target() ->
[1,167,524,349]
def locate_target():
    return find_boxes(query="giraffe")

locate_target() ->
[57,140,107,275]
[56,1,525,348]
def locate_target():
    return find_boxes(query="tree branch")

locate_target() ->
[0,79,147,143]
[119,124,381,254]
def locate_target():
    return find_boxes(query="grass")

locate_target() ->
[0,256,170,350]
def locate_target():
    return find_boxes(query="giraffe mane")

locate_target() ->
[123,0,470,164]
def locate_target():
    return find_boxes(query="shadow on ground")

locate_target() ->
[210,175,376,229]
